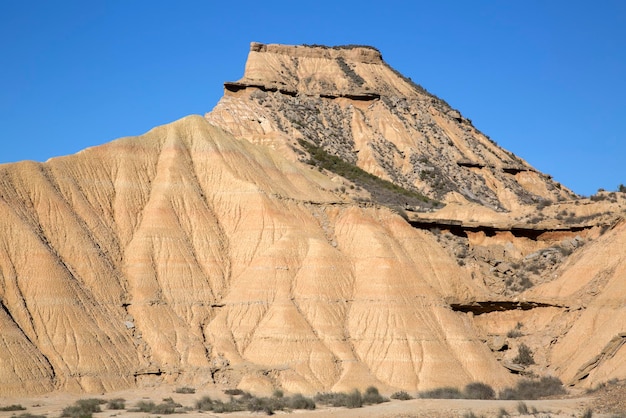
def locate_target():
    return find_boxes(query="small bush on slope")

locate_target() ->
[196,392,315,414]
[513,343,535,366]
[390,391,413,400]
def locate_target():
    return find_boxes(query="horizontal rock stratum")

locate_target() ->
[207,42,574,212]
[0,43,625,396]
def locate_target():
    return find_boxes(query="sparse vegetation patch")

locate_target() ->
[513,343,535,366]
[61,399,105,418]
[298,138,437,209]
[106,398,125,410]
[418,379,565,402]
[463,382,495,400]
[314,387,387,409]
[418,386,463,399]
[128,397,183,415]
[506,322,524,338]
[499,376,566,400]
[0,405,26,411]
[11,414,46,418]
[174,386,195,394]
[390,391,413,400]
[196,391,315,415]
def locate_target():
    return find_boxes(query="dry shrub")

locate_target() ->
[499,376,566,400]
[464,382,495,399]
[390,391,412,400]
[418,387,463,399]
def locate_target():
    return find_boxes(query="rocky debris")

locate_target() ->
[488,335,509,352]
[571,334,626,385]
[502,361,526,373]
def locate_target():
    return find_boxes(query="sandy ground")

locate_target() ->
[0,384,609,418]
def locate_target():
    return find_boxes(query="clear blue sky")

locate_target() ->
[1,1,624,196]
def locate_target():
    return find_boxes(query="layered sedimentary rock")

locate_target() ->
[1,43,625,397]
[0,116,515,395]
[207,42,574,212]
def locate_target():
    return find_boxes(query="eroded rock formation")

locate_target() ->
[0,116,514,395]
[207,43,574,211]
[0,43,625,396]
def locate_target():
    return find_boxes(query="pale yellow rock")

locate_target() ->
[524,220,626,386]
[0,115,515,395]
[2,43,624,398]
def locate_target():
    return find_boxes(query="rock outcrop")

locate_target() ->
[0,43,625,397]
[207,43,574,212]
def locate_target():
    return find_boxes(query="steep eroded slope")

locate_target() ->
[0,115,513,395]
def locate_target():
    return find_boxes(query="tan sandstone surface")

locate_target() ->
[0,115,511,396]
[1,42,625,405]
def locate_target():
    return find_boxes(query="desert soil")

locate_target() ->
[0,384,618,418]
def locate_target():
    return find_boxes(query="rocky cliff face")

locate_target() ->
[0,116,514,395]
[0,43,624,397]
[207,43,574,212]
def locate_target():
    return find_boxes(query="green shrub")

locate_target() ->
[152,403,176,414]
[246,396,284,415]
[297,139,436,208]
[314,392,348,407]
[499,376,566,400]
[418,387,463,399]
[106,398,125,410]
[390,391,412,400]
[363,386,386,404]
[513,343,535,365]
[132,400,156,412]
[346,389,363,408]
[195,396,214,411]
[11,414,46,418]
[223,388,245,396]
[196,392,314,414]
[336,57,366,86]
[197,389,253,413]
[463,382,495,399]
[211,400,243,413]
[506,329,523,338]
[315,390,363,408]
[285,394,315,410]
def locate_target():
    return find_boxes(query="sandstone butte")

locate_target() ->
[0,42,625,397]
